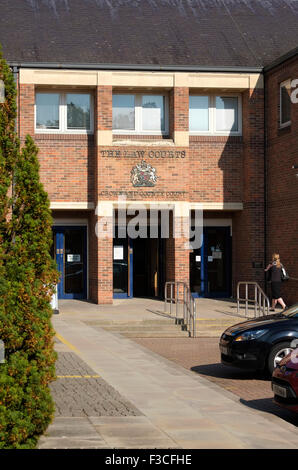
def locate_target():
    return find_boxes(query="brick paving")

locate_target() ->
[132,337,298,426]
[51,352,141,417]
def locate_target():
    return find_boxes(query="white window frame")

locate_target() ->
[279,79,292,128]
[189,93,242,136]
[35,91,94,134]
[112,92,169,136]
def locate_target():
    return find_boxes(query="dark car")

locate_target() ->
[219,303,298,374]
[272,348,298,413]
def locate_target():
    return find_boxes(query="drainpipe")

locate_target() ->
[263,72,268,294]
[12,66,19,135]
[11,66,19,228]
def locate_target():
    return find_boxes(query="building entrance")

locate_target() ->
[113,234,165,299]
[53,226,87,299]
[190,226,231,298]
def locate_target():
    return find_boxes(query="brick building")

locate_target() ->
[265,48,298,305]
[1,0,298,305]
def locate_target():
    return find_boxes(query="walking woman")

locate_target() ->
[265,253,286,311]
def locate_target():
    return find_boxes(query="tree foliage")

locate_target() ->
[0,50,58,448]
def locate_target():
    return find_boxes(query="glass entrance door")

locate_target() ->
[113,234,165,299]
[205,227,230,297]
[190,226,231,298]
[113,236,131,298]
[53,226,87,299]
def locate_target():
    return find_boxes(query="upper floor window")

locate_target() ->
[280,79,291,128]
[112,93,168,135]
[189,94,241,135]
[35,92,93,133]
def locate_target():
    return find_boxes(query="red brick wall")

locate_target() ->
[19,84,95,203]
[93,215,113,304]
[189,136,243,203]
[232,88,265,293]
[265,56,298,305]
[173,87,189,132]
[89,210,99,303]
[97,85,112,130]
[18,80,266,303]
[19,84,35,136]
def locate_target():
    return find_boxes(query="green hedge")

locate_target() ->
[0,51,59,448]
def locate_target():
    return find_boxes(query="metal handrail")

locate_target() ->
[237,282,270,317]
[164,281,197,337]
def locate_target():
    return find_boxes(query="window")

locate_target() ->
[36,93,60,130]
[189,94,241,135]
[112,93,168,134]
[189,96,209,131]
[215,96,238,132]
[113,94,135,130]
[280,79,291,127]
[35,92,93,133]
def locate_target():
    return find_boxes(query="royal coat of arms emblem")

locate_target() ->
[130,160,157,187]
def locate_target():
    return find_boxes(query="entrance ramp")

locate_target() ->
[57,298,250,338]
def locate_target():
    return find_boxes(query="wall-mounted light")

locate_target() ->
[0,79,4,103]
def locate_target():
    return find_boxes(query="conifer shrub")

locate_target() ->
[0,51,59,448]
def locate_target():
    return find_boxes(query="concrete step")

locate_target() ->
[116,330,190,338]
[193,317,242,338]
[101,322,183,331]
[196,316,241,322]
[85,318,179,327]
[195,328,229,338]
[86,315,243,338]
[158,310,244,325]
[195,323,237,338]
[101,324,189,338]
[85,316,189,338]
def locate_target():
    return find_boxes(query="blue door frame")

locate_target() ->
[191,226,231,298]
[53,226,87,300]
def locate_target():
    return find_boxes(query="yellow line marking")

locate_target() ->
[55,333,81,353]
[57,375,100,379]
[55,334,101,378]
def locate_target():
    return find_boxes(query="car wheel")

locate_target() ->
[267,342,294,375]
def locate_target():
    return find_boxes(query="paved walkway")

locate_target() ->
[38,299,298,449]
[132,337,298,426]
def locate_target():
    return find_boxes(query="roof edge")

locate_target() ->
[8,61,263,73]
[264,46,298,72]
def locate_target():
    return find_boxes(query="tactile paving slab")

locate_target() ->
[51,352,141,417]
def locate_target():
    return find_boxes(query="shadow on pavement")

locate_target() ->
[191,363,269,381]
[239,397,298,427]
[191,363,298,427]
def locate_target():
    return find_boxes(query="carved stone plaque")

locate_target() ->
[130,160,157,187]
